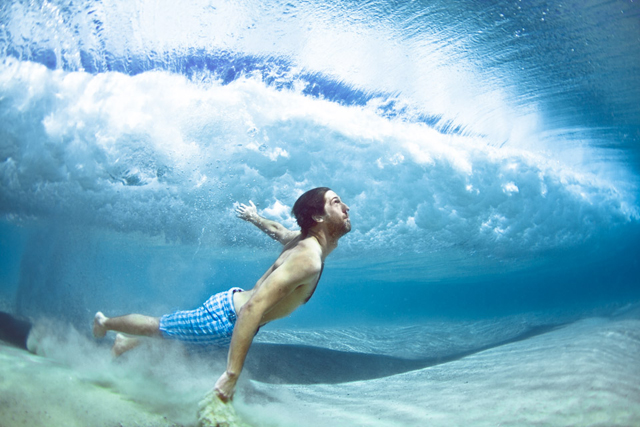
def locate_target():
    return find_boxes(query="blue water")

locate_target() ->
[1,0,639,331]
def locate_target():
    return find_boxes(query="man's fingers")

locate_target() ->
[235,201,256,219]
[215,388,231,403]
[236,202,255,210]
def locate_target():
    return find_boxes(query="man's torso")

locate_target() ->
[232,235,323,325]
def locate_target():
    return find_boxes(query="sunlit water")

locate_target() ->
[0,1,639,425]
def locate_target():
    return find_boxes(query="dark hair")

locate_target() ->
[292,187,331,235]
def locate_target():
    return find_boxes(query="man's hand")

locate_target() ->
[236,201,259,223]
[214,371,238,403]
[235,200,299,244]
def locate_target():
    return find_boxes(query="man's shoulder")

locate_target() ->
[287,238,323,270]
[278,229,302,245]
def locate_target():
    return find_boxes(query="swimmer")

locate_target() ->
[93,187,351,401]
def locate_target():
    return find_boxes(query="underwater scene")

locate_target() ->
[0,0,639,426]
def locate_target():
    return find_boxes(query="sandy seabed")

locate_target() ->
[1,316,639,427]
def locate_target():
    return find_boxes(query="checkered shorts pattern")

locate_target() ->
[159,287,243,345]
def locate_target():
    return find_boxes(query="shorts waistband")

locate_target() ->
[226,287,244,323]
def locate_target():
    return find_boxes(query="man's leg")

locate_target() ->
[112,333,143,357]
[94,312,162,357]
[93,312,161,338]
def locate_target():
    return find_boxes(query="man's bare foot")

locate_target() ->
[112,333,141,357]
[93,312,108,338]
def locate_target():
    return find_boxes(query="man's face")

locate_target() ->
[322,190,351,236]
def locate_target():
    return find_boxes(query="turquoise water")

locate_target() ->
[1,0,639,330]
[1,2,640,426]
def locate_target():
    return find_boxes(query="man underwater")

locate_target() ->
[92,187,351,401]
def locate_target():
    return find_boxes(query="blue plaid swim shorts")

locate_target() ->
[159,287,243,345]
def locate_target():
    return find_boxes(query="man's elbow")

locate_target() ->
[237,301,266,323]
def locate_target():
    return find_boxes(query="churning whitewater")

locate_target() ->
[1,0,639,426]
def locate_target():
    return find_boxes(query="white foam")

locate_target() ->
[1,59,637,257]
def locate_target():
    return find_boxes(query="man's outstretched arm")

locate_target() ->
[214,253,320,401]
[236,201,299,244]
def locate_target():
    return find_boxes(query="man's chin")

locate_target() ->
[329,220,351,237]
[343,222,352,234]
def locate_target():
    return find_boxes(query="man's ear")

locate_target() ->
[313,215,324,223]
